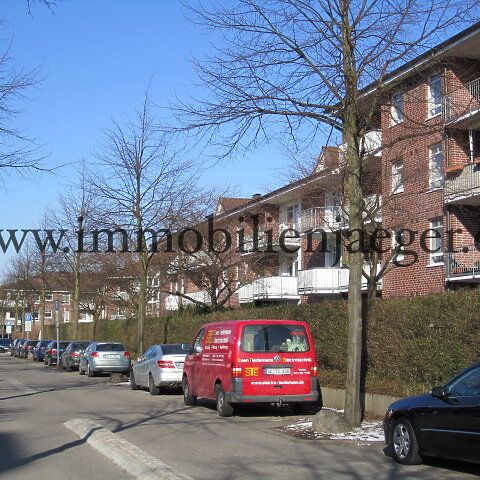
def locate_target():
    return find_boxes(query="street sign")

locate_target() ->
[6,326,12,334]
[25,320,32,332]
[5,320,12,326]
[25,313,33,322]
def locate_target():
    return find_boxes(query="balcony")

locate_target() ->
[238,276,299,303]
[240,223,301,254]
[165,290,211,310]
[443,77,480,129]
[445,246,480,282]
[339,130,382,158]
[444,163,480,205]
[298,265,382,294]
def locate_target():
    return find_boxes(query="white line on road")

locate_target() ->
[6,377,37,395]
[64,418,193,480]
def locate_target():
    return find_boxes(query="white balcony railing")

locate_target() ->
[165,295,179,311]
[238,276,299,303]
[445,246,480,281]
[298,265,382,294]
[165,290,211,310]
[339,130,382,159]
[443,77,480,123]
[444,163,480,204]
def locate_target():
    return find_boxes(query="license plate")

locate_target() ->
[104,354,119,359]
[175,362,184,369]
[265,367,290,375]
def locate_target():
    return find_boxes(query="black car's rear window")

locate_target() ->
[161,344,189,355]
[241,324,310,353]
[96,343,126,352]
[38,341,51,347]
[0,338,11,345]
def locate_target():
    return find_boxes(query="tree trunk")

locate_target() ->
[73,257,81,340]
[138,251,148,356]
[342,0,364,428]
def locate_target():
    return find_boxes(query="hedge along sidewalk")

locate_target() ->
[46,288,480,398]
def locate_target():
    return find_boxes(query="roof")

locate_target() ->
[216,197,251,215]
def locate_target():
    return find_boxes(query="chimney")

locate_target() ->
[252,193,262,200]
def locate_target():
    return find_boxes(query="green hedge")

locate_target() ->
[46,288,480,397]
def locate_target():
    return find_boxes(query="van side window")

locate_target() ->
[241,324,310,353]
[193,328,205,354]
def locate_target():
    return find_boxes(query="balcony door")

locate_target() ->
[279,252,300,277]
[325,234,341,268]
[280,203,301,230]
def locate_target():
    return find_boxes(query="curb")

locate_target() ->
[64,418,193,480]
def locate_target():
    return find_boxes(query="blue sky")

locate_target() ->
[0,0,302,268]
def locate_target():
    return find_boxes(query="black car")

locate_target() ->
[20,340,38,359]
[60,341,91,371]
[0,338,12,353]
[384,363,480,465]
[33,340,52,362]
[43,340,71,366]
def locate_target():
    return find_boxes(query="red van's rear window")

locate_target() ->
[241,324,310,353]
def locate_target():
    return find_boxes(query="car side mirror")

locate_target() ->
[431,386,447,398]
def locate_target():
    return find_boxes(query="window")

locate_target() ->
[391,160,405,193]
[428,74,442,118]
[96,343,126,352]
[44,311,52,319]
[192,328,205,354]
[392,229,406,262]
[45,292,53,301]
[241,324,310,353]
[391,92,404,124]
[429,143,443,190]
[62,294,70,304]
[428,219,444,265]
[63,310,70,323]
[448,366,480,397]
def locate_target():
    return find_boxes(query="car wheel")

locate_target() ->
[148,374,161,395]
[48,357,53,367]
[390,417,422,465]
[215,384,234,417]
[79,365,85,375]
[130,371,140,390]
[182,376,196,406]
[87,363,95,377]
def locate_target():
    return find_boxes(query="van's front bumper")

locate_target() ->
[226,378,319,404]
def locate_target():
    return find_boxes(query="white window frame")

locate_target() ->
[63,309,70,323]
[427,73,442,118]
[391,92,404,125]
[45,292,53,301]
[392,229,405,262]
[428,218,444,266]
[391,160,405,194]
[429,143,443,190]
[62,293,70,304]
[44,310,52,319]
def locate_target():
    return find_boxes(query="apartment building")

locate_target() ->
[165,22,480,310]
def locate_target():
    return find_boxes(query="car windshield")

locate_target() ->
[96,343,125,352]
[161,344,189,355]
[241,324,310,353]
[0,338,11,345]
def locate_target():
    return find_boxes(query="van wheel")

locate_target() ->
[148,374,161,395]
[182,377,196,406]
[130,371,139,390]
[215,384,234,417]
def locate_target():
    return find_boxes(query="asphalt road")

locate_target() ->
[1,354,480,480]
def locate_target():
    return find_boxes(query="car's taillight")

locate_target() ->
[311,365,318,376]
[123,351,130,358]
[232,364,242,378]
[91,351,99,357]
[51,349,57,354]
[27,346,32,350]
[156,360,175,368]
[71,352,80,357]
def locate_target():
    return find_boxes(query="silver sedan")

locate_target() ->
[130,343,188,395]
[79,342,131,377]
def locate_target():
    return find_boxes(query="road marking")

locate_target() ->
[64,418,193,480]
[6,377,37,395]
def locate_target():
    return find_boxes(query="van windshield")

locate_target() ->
[241,324,310,353]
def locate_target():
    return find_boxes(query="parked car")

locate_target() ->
[79,342,131,377]
[183,320,320,417]
[43,340,71,366]
[32,340,53,362]
[20,340,38,359]
[11,338,21,356]
[14,339,26,357]
[384,363,480,465]
[130,343,189,395]
[0,338,12,353]
[60,341,91,371]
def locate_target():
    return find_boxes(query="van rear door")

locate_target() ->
[236,323,314,397]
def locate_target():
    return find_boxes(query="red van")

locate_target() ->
[182,319,320,416]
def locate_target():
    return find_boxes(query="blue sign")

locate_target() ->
[25,313,32,322]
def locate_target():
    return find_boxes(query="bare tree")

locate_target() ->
[175,0,478,427]
[89,94,210,354]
